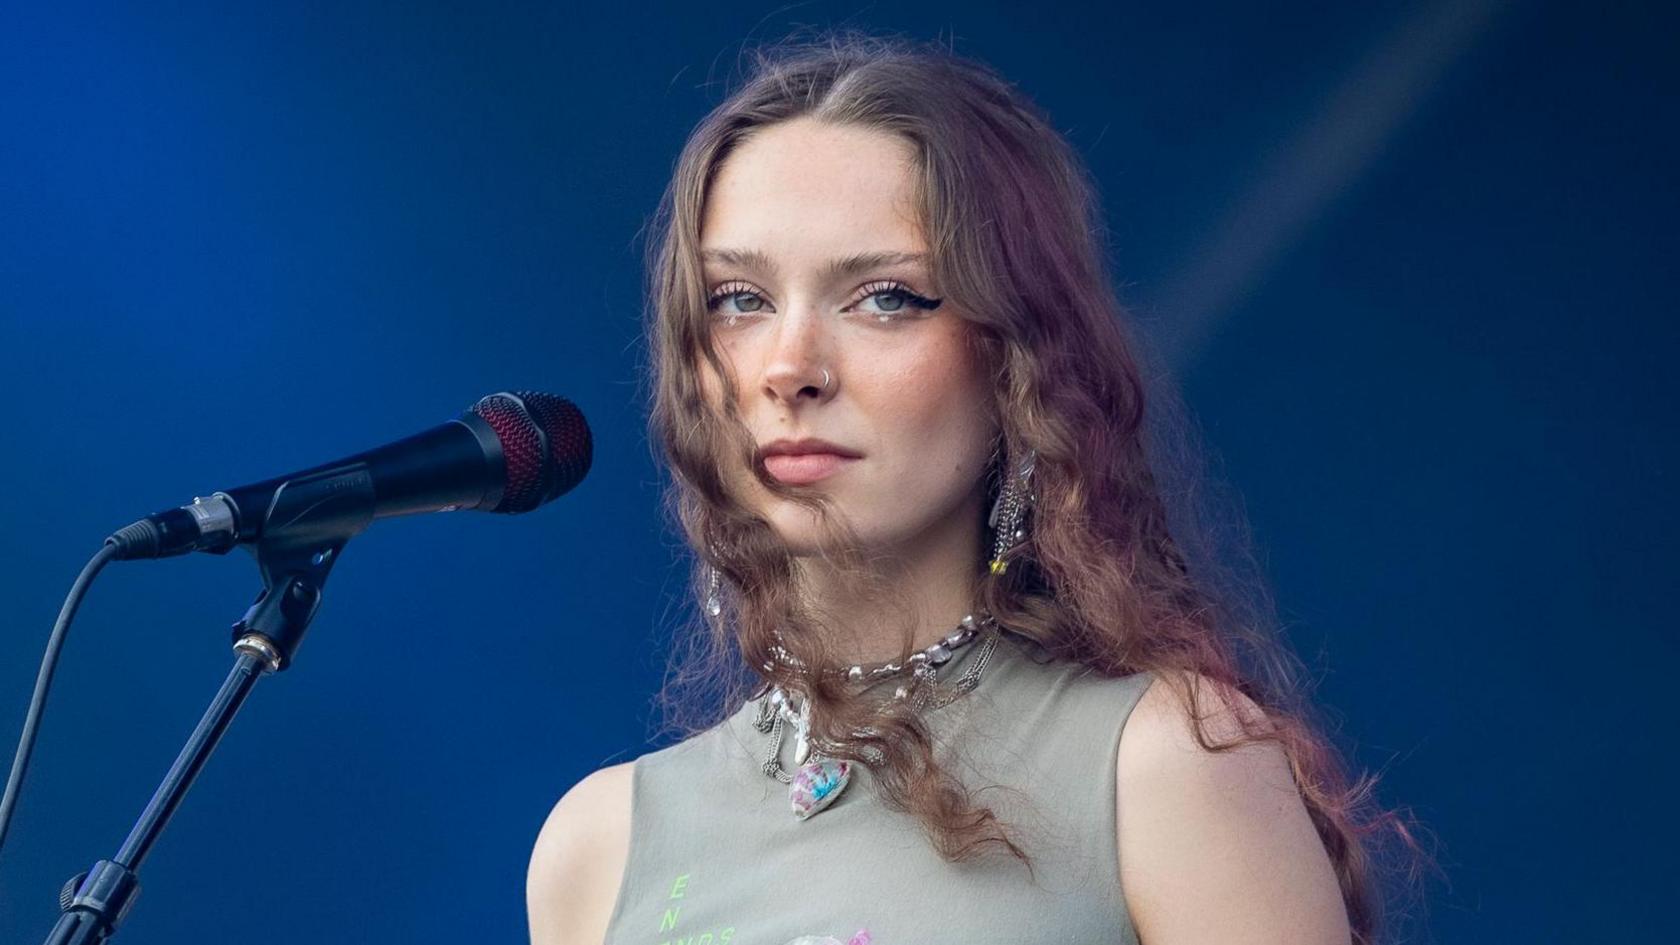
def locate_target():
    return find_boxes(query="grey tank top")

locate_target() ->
[602,628,1157,945]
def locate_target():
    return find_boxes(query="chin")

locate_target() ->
[763,504,833,556]
[760,500,885,558]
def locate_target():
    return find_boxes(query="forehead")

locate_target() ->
[700,118,925,261]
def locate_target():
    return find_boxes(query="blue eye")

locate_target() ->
[868,291,906,312]
[706,284,765,313]
[714,292,763,313]
[850,281,943,323]
[706,281,771,327]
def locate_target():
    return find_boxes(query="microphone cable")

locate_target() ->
[0,541,121,859]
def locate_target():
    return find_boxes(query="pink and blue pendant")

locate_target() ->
[780,692,851,820]
[789,758,851,820]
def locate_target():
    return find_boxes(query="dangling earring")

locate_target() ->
[987,449,1038,574]
[703,562,723,617]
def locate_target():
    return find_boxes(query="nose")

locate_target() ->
[761,306,834,405]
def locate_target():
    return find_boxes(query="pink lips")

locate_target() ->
[763,452,857,485]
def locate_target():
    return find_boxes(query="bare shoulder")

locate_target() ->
[1116,669,1351,945]
[526,760,636,945]
[1123,667,1272,751]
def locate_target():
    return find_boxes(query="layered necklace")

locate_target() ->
[752,612,1001,820]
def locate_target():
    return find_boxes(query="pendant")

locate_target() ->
[789,758,851,820]
[792,696,812,764]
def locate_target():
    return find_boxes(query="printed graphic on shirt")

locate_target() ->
[648,870,874,945]
[652,872,735,945]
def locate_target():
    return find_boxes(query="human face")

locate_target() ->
[697,117,998,560]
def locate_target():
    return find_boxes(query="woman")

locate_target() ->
[528,31,1425,945]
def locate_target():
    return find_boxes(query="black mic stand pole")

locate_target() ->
[42,465,376,944]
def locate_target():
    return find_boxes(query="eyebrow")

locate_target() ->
[700,248,927,282]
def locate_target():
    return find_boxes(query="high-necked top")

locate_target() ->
[602,628,1156,945]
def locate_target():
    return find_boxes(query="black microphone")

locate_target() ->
[106,391,591,560]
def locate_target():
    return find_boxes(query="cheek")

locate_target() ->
[695,358,721,406]
[693,348,735,411]
[867,335,994,462]
[701,333,760,407]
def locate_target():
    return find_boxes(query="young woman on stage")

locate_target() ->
[529,32,1423,945]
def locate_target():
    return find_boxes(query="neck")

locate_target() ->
[791,488,986,667]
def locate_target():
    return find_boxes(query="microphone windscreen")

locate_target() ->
[514,391,593,502]
[469,391,591,513]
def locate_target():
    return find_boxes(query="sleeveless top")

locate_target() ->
[601,628,1157,945]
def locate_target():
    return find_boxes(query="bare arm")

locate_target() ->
[1117,674,1351,945]
[527,761,635,945]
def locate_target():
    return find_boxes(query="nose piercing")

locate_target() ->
[820,368,832,392]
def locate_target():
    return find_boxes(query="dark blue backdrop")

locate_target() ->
[2,1,1673,941]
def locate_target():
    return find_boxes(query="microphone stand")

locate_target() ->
[42,465,376,943]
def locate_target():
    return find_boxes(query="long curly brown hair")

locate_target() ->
[639,28,1434,945]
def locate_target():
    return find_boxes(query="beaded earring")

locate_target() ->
[987,449,1038,574]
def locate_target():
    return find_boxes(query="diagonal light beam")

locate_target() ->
[1154,0,1513,370]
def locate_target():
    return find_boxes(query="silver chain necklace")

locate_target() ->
[751,613,1001,819]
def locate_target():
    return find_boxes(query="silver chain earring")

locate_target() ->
[987,449,1037,575]
[702,561,722,615]
[703,561,724,617]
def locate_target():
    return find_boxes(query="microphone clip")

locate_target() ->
[229,464,375,672]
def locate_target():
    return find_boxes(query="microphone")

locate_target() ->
[106,391,591,560]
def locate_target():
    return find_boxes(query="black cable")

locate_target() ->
[0,542,122,858]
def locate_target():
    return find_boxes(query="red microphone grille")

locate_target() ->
[470,391,592,513]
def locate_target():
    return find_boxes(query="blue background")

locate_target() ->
[2,1,1674,941]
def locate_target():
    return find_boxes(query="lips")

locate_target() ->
[763,452,857,485]
[758,438,863,485]
[760,438,862,459]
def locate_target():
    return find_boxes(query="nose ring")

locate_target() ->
[820,368,832,392]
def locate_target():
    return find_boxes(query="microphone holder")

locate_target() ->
[42,466,376,943]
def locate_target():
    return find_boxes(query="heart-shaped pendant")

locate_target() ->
[789,759,851,820]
